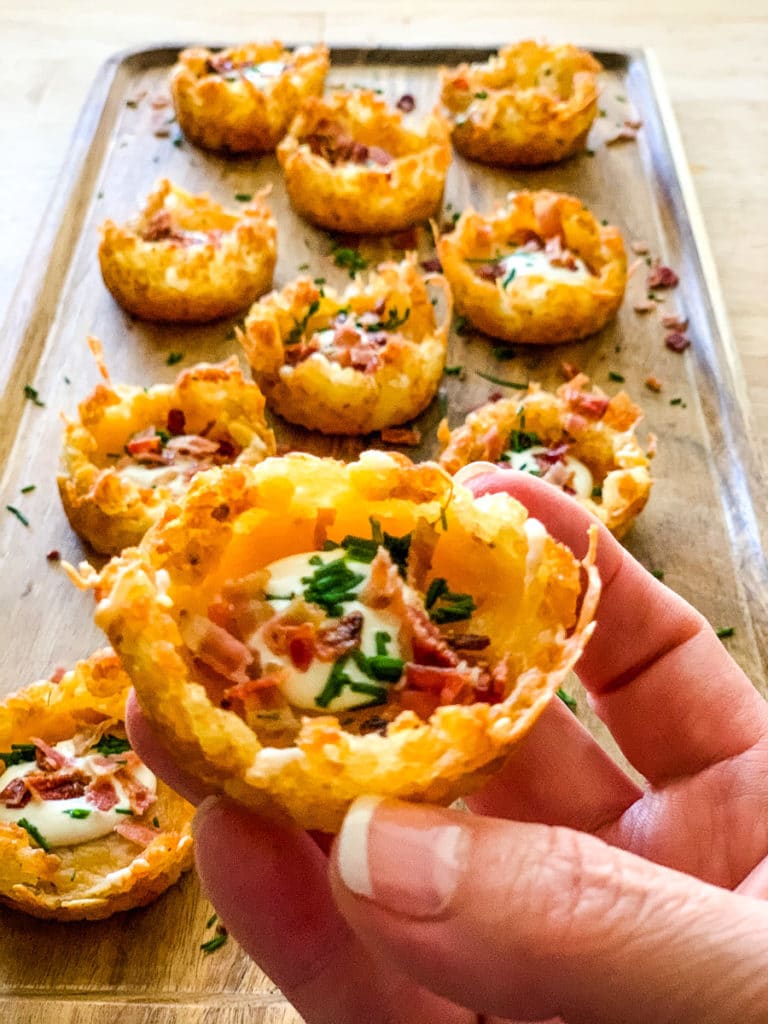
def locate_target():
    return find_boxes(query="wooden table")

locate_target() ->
[0,4,765,1023]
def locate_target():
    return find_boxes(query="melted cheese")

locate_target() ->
[505,446,594,499]
[248,551,406,713]
[0,741,156,848]
[496,249,590,286]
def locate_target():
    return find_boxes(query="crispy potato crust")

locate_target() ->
[437,190,627,345]
[170,42,329,153]
[439,374,653,538]
[238,256,451,434]
[98,179,277,322]
[277,90,452,233]
[441,41,602,166]
[88,452,600,833]
[0,649,193,921]
[58,349,275,555]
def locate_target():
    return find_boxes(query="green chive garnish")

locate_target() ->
[64,808,91,819]
[476,371,528,390]
[17,818,50,851]
[716,627,735,639]
[556,688,577,713]
[201,930,228,954]
[6,506,29,527]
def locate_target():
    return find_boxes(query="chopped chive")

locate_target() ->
[331,245,369,277]
[63,808,91,819]
[670,397,684,406]
[439,505,448,531]
[17,818,50,852]
[94,734,131,755]
[474,90,488,99]
[351,648,372,675]
[650,569,665,580]
[166,351,184,366]
[591,486,603,499]
[152,816,160,828]
[286,298,321,345]
[201,930,228,954]
[608,371,625,383]
[23,384,45,407]
[367,656,404,682]
[0,743,36,766]
[444,365,463,376]
[6,506,29,527]
[716,627,735,639]
[340,535,378,563]
[234,192,253,202]
[346,682,388,705]
[425,577,448,609]
[476,370,528,390]
[556,688,577,713]
[64,375,71,385]
[206,912,218,929]
[20,485,36,494]
[315,656,351,708]
[115,807,135,815]
[492,344,517,361]
[375,631,391,657]
[501,266,517,288]
[454,315,472,335]
[506,429,539,453]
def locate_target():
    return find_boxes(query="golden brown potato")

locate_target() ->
[441,41,602,166]
[277,90,452,233]
[82,452,600,833]
[58,345,275,555]
[439,374,653,538]
[170,41,329,153]
[238,255,451,434]
[0,649,193,921]
[437,190,627,345]
[98,179,277,322]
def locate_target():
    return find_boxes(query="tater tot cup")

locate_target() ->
[441,41,602,166]
[82,452,600,833]
[0,650,193,921]
[98,179,277,322]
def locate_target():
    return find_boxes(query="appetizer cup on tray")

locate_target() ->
[170,41,330,153]
[79,452,600,833]
[277,90,452,234]
[98,179,277,322]
[58,345,275,555]
[441,40,602,166]
[0,650,193,920]
[437,189,627,345]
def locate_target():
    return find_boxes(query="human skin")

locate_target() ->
[127,469,768,1024]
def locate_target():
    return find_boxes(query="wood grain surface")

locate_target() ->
[0,7,766,1024]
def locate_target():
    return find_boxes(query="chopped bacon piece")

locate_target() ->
[141,209,175,242]
[114,820,161,847]
[447,633,491,651]
[474,262,505,281]
[316,612,364,662]
[647,262,679,289]
[284,336,321,365]
[87,776,118,811]
[421,257,442,273]
[665,331,691,353]
[563,389,610,420]
[644,375,663,393]
[27,769,89,801]
[32,737,71,772]
[624,117,643,131]
[633,300,657,313]
[606,126,638,144]
[126,428,164,459]
[165,434,221,458]
[631,240,650,255]
[380,427,422,447]
[398,689,440,719]
[661,314,688,331]
[560,361,581,380]
[46,550,61,563]
[404,663,479,705]
[409,606,460,668]
[183,615,254,685]
[367,145,393,167]
[544,235,577,270]
[117,769,156,815]
[220,671,287,711]
[396,93,416,113]
[166,408,186,435]
[535,443,569,467]
[542,460,574,492]
[0,778,30,808]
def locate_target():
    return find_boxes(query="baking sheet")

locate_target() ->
[0,44,766,1022]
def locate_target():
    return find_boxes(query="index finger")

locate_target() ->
[467,468,768,783]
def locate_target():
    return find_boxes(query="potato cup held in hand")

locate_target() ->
[58,345,275,555]
[98,179,277,322]
[441,40,602,166]
[439,374,653,539]
[0,650,193,921]
[437,190,627,345]
[83,452,600,834]
[277,89,452,234]
[237,255,452,435]
[170,41,330,153]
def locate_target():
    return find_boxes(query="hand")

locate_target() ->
[127,470,768,1024]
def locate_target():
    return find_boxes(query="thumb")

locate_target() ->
[330,798,768,1024]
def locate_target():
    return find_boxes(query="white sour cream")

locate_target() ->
[241,61,288,88]
[248,551,406,714]
[117,459,199,496]
[0,741,156,848]
[505,446,594,499]
[496,249,590,287]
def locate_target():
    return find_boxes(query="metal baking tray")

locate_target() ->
[0,44,766,1024]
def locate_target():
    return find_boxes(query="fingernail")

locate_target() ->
[453,461,500,487]
[337,796,470,918]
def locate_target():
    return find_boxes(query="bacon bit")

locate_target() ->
[166,408,186,435]
[564,412,588,434]
[0,778,30,808]
[409,609,460,668]
[367,145,393,166]
[114,820,161,847]
[644,375,664,393]
[117,769,156,815]
[631,240,650,255]
[625,117,643,131]
[380,427,422,447]
[665,331,691,352]
[477,423,502,461]
[560,361,581,381]
[165,434,221,458]
[316,612,364,661]
[285,623,318,671]
[647,262,679,289]
[544,235,577,270]
[453,77,470,91]
[627,257,644,279]
[32,738,71,772]
[220,671,287,711]
[27,770,89,801]
[399,689,440,719]
[184,615,254,686]
[535,443,569,467]
[661,314,688,331]
[46,550,61,563]
[211,504,230,522]
[396,93,416,113]
[404,663,479,705]
[420,257,443,273]
[49,666,67,684]
[150,94,171,109]
[284,337,321,365]
[87,776,118,811]
[475,263,505,281]
[606,126,637,144]
[633,300,657,313]
[564,389,610,420]
[126,428,164,458]
[447,633,491,651]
